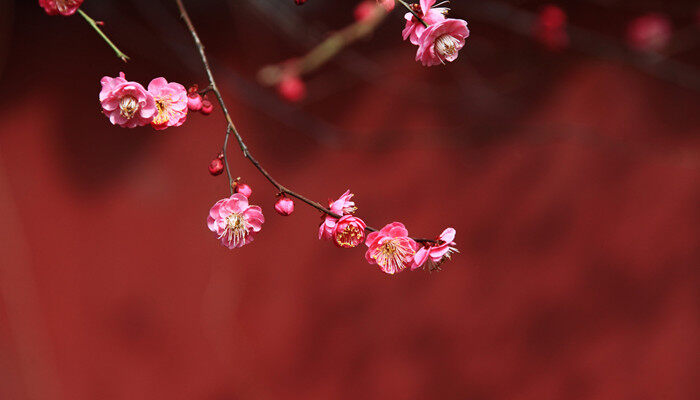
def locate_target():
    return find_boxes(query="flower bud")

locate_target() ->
[333,215,366,248]
[274,196,295,216]
[187,85,203,111]
[234,183,252,198]
[208,155,224,176]
[201,97,214,115]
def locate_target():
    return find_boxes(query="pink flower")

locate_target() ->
[100,72,157,128]
[416,19,469,67]
[411,227,458,270]
[207,194,264,249]
[365,222,418,275]
[333,215,366,248]
[403,0,448,45]
[39,0,83,16]
[319,215,338,241]
[147,78,188,130]
[274,196,295,216]
[627,13,672,52]
[329,190,356,215]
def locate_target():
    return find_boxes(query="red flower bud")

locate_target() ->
[274,196,295,216]
[234,183,252,198]
[208,156,224,176]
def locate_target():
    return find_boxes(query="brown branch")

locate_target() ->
[174,0,436,245]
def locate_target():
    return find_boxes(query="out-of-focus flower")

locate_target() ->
[329,190,356,215]
[234,183,252,198]
[100,72,156,128]
[277,76,306,102]
[416,18,469,66]
[187,85,203,112]
[379,0,395,12]
[207,194,264,249]
[274,196,295,216]
[294,0,307,5]
[200,96,214,115]
[627,13,672,52]
[403,0,448,45]
[411,227,458,270]
[354,1,376,22]
[147,78,188,130]
[333,215,366,248]
[365,222,418,274]
[39,0,83,16]
[208,155,224,176]
[534,5,569,51]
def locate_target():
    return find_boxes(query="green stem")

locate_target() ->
[396,0,429,28]
[77,9,129,62]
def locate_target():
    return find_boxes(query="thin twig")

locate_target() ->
[397,0,429,28]
[174,0,436,245]
[77,9,129,62]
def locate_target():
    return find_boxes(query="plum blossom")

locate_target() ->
[319,190,358,241]
[207,194,264,249]
[411,227,458,271]
[416,18,469,67]
[39,0,84,16]
[403,0,448,45]
[333,215,366,248]
[365,222,418,275]
[100,72,156,128]
[234,183,252,198]
[147,78,188,130]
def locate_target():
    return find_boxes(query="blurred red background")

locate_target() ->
[0,1,698,399]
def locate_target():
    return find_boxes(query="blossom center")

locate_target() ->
[435,34,459,57]
[335,225,364,248]
[119,96,139,119]
[372,238,413,274]
[219,212,249,247]
[153,97,173,125]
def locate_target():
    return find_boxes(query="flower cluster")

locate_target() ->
[99,73,211,130]
[402,1,470,66]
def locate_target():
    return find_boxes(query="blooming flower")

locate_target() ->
[207,194,264,249]
[39,0,84,16]
[274,196,295,216]
[627,13,672,52]
[329,190,356,215]
[333,215,366,248]
[100,72,156,128]
[402,0,448,45]
[411,227,458,271]
[147,78,188,130]
[365,222,418,275]
[416,18,469,67]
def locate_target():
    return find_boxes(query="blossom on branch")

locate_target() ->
[365,222,418,274]
[147,78,188,130]
[416,18,470,67]
[411,227,458,271]
[207,194,265,249]
[333,215,367,248]
[100,72,156,128]
[402,0,448,45]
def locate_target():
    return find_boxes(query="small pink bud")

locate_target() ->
[200,97,214,115]
[234,183,252,198]
[277,76,306,102]
[208,155,224,176]
[187,85,203,111]
[274,197,295,216]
